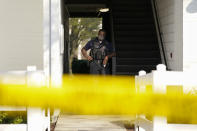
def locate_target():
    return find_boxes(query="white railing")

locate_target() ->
[151,0,168,69]
[135,64,197,131]
[2,64,197,131]
[0,66,50,131]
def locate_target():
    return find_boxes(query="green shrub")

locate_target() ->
[0,111,26,124]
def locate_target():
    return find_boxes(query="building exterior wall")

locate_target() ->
[156,0,183,71]
[183,0,197,72]
[0,0,43,71]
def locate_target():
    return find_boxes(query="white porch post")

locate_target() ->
[135,70,146,131]
[152,64,168,131]
[135,70,153,131]
[49,0,63,125]
[138,70,146,93]
[26,66,46,131]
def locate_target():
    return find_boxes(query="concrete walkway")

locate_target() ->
[54,115,135,131]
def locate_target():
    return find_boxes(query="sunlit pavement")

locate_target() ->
[54,115,135,131]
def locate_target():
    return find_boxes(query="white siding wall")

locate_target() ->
[183,0,197,72]
[0,0,43,71]
[155,0,183,71]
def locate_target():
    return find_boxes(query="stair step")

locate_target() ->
[113,11,150,14]
[116,58,161,65]
[112,0,148,4]
[115,41,157,45]
[115,44,158,51]
[113,12,152,18]
[66,0,108,4]
[116,51,160,58]
[114,31,156,36]
[114,24,155,31]
[113,18,153,25]
[114,33,156,38]
[115,36,157,41]
[112,7,150,12]
[116,65,156,73]
[115,72,138,76]
[112,14,153,19]
[112,2,148,7]
[115,33,156,37]
[115,39,157,44]
[112,5,151,10]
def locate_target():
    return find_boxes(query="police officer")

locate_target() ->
[81,29,115,75]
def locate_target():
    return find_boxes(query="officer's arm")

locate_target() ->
[81,48,89,59]
[106,42,116,59]
[106,52,116,59]
[81,41,93,61]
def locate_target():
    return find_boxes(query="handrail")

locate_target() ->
[151,0,169,70]
[109,8,116,75]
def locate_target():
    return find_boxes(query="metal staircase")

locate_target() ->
[111,0,161,75]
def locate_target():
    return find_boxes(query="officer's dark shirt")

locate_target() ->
[83,37,114,54]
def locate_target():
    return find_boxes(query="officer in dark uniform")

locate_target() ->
[81,29,115,75]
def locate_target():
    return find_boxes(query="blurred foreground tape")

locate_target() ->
[0,75,197,123]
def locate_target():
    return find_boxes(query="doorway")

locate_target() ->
[69,17,102,74]
[63,3,113,74]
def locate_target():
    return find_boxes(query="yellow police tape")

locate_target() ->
[0,75,197,123]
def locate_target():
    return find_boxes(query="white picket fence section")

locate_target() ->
[1,64,197,131]
[0,66,50,131]
[0,124,27,131]
[135,64,197,131]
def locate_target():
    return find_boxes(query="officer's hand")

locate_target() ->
[103,56,108,66]
[87,56,93,61]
